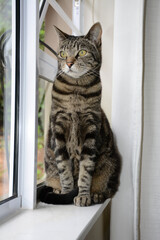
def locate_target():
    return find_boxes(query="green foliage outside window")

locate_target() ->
[37,21,46,181]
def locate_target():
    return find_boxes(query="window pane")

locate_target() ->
[0,0,15,201]
[37,14,45,183]
[37,78,45,183]
[37,78,52,183]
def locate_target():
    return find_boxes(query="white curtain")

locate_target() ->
[140,0,160,239]
[110,0,160,239]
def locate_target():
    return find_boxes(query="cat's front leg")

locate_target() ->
[74,159,95,206]
[74,124,98,206]
[54,122,74,194]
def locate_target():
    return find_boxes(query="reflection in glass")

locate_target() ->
[0,0,13,201]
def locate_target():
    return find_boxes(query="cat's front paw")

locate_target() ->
[74,194,91,207]
[53,188,61,194]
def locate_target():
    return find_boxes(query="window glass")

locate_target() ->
[0,0,16,201]
[38,75,53,183]
[37,77,45,183]
[37,18,46,183]
[37,0,72,183]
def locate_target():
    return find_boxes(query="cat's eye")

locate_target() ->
[60,51,67,59]
[78,50,87,57]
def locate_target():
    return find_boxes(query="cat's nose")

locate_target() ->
[67,62,74,68]
[66,57,75,68]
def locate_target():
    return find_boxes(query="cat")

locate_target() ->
[38,22,121,207]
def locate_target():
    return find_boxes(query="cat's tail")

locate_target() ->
[37,185,78,205]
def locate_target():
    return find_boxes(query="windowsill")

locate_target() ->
[0,199,110,240]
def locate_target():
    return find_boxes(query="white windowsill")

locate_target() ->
[0,199,110,240]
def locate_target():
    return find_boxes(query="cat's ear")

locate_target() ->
[85,22,102,47]
[54,26,69,42]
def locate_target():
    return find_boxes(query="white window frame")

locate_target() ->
[18,0,39,209]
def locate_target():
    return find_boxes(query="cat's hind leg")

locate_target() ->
[46,177,62,193]
[91,161,120,204]
[91,192,105,204]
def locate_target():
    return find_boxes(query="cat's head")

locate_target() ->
[55,22,102,79]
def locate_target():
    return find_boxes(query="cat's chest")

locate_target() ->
[53,86,86,112]
[68,90,87,111]
[53,80,100,112]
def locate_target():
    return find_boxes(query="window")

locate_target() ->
[0,0,19,205]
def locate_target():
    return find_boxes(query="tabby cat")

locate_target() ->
[39,22,121,207]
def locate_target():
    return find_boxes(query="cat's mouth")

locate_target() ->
[63,68,81,78]
[68,69,73,73]
[61,63,88,78]
[66,68,76,75]
[63,67,88,78]
[66,70,86,78]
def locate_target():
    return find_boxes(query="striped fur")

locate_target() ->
[39,23,121,206]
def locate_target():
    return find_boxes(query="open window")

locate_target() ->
[37,0,83,184]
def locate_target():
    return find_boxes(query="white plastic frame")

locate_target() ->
[39,1,49,32]
[18,0,39,209]
[72,0,84,34]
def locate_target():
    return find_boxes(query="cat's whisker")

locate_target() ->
[85,70,100,78]
[90,69,101,76]
[56,70,63,78]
